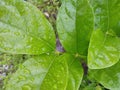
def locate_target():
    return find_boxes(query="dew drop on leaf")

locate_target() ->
[59,81,64,84]
[56,74,60,78]
[53,84,57,89]
[30,37,33,41]
[22,84,32,90]
[4,47,11,51]
[14,32,20,36]
[23,69,31,74]
[3,29,10,33]
[18,75,26,81]
[42,48,45,52]
[46,53,50,55]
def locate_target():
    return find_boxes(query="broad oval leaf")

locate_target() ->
[88,30,120,69]
[88,0,120,69]
[88,60,120,90]
[57,0,94,56]
[5,54,83,90]
[0,0,55,54]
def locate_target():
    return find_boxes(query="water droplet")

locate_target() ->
[14,32,20,36]
[53,84,57,89]
[43,35,46,39]
[18,75,26,81]
[2,29,10,33]
[24,69,31,74]
[4,47,11,50]
[22,84,32,90]
[26,45,31,49]
[46,53,50,55]
[56,74,60,78]
[42,48,45,52]
[60,67,64,71]
[59,81,63,84]
[19,64,25,69]
[30,37,33,41]
[30,77,34,82]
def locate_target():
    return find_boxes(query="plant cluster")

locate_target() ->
[0,0,120,90]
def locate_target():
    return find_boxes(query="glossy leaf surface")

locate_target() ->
[0,0,55,54]
[88,30,120,69]
[5,54,83,90]
[66,55,83,90]
[89,0,120,35]
[89,60,120,90]
[27,0,43,4]
[57,0,93,55]
[88,0,120,69]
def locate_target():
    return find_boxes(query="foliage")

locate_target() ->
[0,0,120,90]
[27,0,61,28]
[0,54,26,89]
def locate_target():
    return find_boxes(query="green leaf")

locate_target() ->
[0,0,55,54]
[88,60,120,90]
[27,0,44,4]
[57,0,94,56]
[88,0,120,69]
[89,0,120,35]
[26,0,45,6]
[88,30,120,69]
[5,54,83,90]
[66,55,83,90]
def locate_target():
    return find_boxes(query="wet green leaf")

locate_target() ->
[27,0,44,5]
[57,0,93,56]
[66,55,83,90]
[0,0,55,54]
[88,30,120,69]
[89,0,120,36]
[88,0,120,69]
[89,60,120,90]
[5,54,83,90]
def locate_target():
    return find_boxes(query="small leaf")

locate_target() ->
[88,0,120,69]
[0,0,55,54]
[88,60,120,90]
[57,0,94,56]
[5,54,83,90]
[66,55,83,90]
